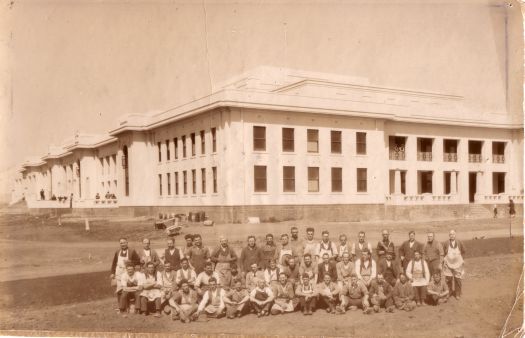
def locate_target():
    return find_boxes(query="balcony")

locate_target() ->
[389,150,406,161]
[493,154,505,163]
[468,154,482,163]
[443,153,458,162]
[385,193,459,205]
[417,152,432,161]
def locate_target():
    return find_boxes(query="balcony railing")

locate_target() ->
[389,150,406,161]
[443,153,458,162]
[492,154,505,163]
[417,152,432,161]
[468,154,482,163]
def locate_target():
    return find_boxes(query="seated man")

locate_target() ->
[316,274,340,314]
[271,272,295,315]
[426,272,449,306]
[138,262,163,317]
[227,264,244,291]
[317,253,337,283]
[299,254,318,283]
[282,257,300,286]
[250,278,275,317]
[336,252,355,288]
[339,273,370,314]
[175,258,197,289]
[354,249,377,289]
[245,262,265,291]
[393,273,416,311]
[196,277,226,318]
[118,263,142,317]
[224,280,250,318]
[195,262,220,297]
[264,259,280,289]
[369,273,394,313]
[295,273,318,315]
[377,249,400,287]
[160,262,177,312]
[169,279,198,323]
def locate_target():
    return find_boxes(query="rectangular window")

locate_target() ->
[254,166,267,192]
[282,128,295,152]
[307,129,319,153]
[167,173,171,195]
[211,127,217,152]
[157,142,162,162]
[174,138,178,160]
[200,130,205,155]
[183,171,187,194]
[191,133,196,156]
[331,167,342,192]
[158,174,162,196]
[201,168,206,194]
[166,140,170,161]
[283,166,295,192]
[308,167,319,192]
[175,172,179,195]
[192,169,196,194]
[331,131,342,154]
[253,126,266,151]
[212,167,218,193]
[182,136,187,158]
[357,168,367,192]
[356,132,367,155]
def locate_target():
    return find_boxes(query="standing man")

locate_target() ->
[187,234,211,275]
[211,237,238,288]
[182,234,194,258]
[290,226,303,258]
[111,237,140,306]
[302,227,319,266]
[354,249,377,289]
[162,237,183,271]
[239,235,261,277]
[442,229,466,300]
[376,229,395,263]
[405,250,430,306]
[399,231,423,271]
[318,230,339,261]
[422,232,444,276]
[275,234,298,269]
[40,188,45,200]
[139,238,161,269]
[509,198,516,218]
[337,234,352,262]
[175,258,197,289]
[259,234,277,270]
[352,231,372,261]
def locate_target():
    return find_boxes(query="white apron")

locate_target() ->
[443,243,464,279]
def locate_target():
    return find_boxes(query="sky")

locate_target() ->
[0,0,522,198]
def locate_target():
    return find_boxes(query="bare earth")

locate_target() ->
[0,213,523,337]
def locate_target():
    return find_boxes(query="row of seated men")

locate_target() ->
[111,233,461,322]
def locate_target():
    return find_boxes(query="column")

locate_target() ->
[394,169,401,195]
[451,171,457,194]
[476,171,483,197]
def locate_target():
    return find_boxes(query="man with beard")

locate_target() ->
[270,273,295,315]
[399,231,423,271]
[187,234,211,275]
[422,232,444,276]
[377,249,400,287]
[239,235,261,277]
[351,231,372,261]
[376,229,395,263]
[175,258,197,289]
[299,254,318,283]
[169,279,199,323]
[111,237,140,308]
[282,257,301,286]
[316,274,340,314]
[210,237,237,287]
[369,273,394,313]
[138,238,161,270]
[162,237,184,272]
[259,234,277,270]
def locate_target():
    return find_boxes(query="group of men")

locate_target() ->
[110,227,465,322]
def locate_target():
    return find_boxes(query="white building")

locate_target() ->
[12,67,523,222]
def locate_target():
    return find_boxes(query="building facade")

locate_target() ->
[12,67,524,222]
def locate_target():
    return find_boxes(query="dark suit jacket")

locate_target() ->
[110,248,140,274]
[398,241,423,269]
[317,261,338,283]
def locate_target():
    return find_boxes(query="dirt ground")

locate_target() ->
[0,253,522,337]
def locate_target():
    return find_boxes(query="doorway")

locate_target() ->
[469,172,477,203]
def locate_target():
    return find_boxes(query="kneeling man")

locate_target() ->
[250,278,275,317]
[224,280,250,318]
[369,273,394,313]
[169,279,198,323]
[426,272,449,306]
[393,273,416,311]
[316,274,340,314]
[339,273,370,314]
[196,277,226,318]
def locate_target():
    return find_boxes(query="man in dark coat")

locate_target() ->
[398,231,423,271]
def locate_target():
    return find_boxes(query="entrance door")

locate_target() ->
[469,172,477,203]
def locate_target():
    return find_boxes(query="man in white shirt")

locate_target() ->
[318,230,339,261]
[249,279,275,317]
[175,258,197,289]
[196,277,225,318]
[118,263,142,317]
[405,250,430,306]
[195,262,220,296]
[354,249,377,289]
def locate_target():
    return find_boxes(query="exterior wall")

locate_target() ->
[94,143,119,198]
